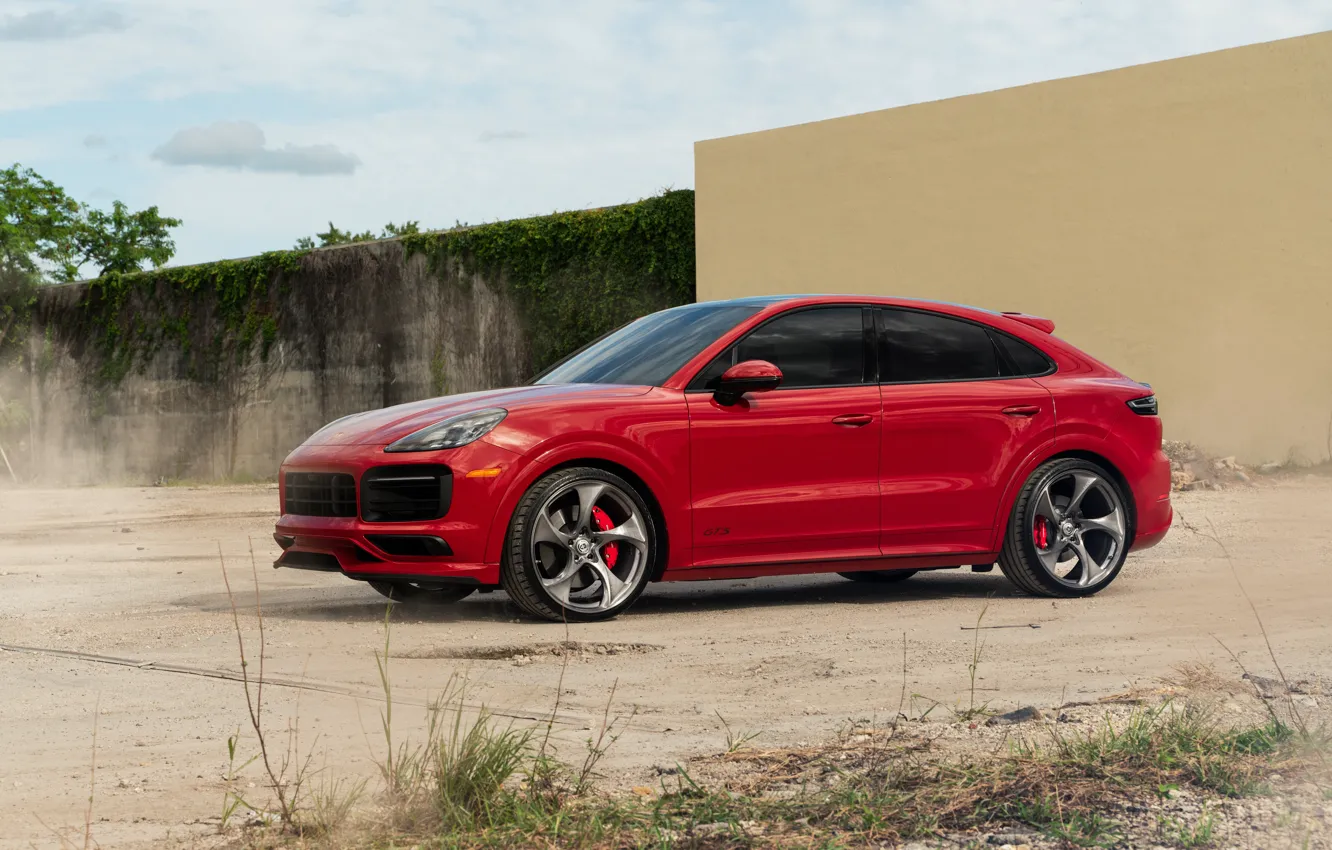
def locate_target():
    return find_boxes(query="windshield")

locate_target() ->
[534,302,761,386]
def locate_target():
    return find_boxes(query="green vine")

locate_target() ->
[76,249,305,384]
[403,189,695,371]
[46,189,695,388]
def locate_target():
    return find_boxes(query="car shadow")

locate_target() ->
[176,570,1023,625]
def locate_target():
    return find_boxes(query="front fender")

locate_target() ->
[480,433,690,570]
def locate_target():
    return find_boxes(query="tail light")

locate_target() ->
[1127,395,1158,416]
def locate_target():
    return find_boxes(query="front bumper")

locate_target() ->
[274,439,523,586]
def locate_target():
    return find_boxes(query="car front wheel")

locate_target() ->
[998,458,1132,597]
[501,467,656,622]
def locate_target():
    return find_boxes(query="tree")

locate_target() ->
[2,163,183,282]
[0,164,82,282]
[75,200,182,277]
[294,220,421,250]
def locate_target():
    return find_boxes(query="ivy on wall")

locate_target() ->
[75,250,303,384]
[41,189,696,385]
[403,188,696,371]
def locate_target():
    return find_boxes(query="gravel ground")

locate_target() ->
[1,476,1330,848]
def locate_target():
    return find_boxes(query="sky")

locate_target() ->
[2,0,1331,272]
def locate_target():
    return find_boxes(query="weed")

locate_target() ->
[307,773,366,836]
[576,681,634,793]
[715,709,761,754]
[1159,807,1217,847]
[953,601,992,721]
[219,730,258,830]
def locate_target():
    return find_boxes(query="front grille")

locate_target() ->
[362,465,452,522]
[284,472,357,517]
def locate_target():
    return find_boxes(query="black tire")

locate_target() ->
[368,581,475,604]
[501,467,657,622]
[838,569,918,583]
[998,457,1132,597]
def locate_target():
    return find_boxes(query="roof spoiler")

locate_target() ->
[1001,312,1056,334]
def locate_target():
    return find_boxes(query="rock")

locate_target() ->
[986,706,1042,726]
[1243,672,1286,698]
[1171,469,1195,489]
[1260,461,1283,473]
[988,832,1037,844]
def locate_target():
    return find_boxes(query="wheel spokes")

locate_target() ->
[585,557,629,610]
[1080,509,1125,547]
[1029,469,1125,589]
[1070,538,1099,586]
[572,483,607,533]
[529,478,647,613]
[596,514,647,551]
[540,556,584,600]
[532,508,571,549]
[1065,472,1097,517]
[1033,486,1061,523]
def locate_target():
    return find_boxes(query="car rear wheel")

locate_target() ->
[368,581,476,604]
[502,467,656,622]
[998,458,1131,597]
[838,569,917,583]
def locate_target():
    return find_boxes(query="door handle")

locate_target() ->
[1002,405,1041,417]
[832,413,875,426]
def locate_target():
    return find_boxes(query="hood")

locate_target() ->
[304,384,652,446]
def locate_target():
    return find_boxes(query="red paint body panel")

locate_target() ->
[685,385,882,566]
[879,378,1053,554]
[275,294,1171,594]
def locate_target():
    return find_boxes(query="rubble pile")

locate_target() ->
[1162,440,1283,491]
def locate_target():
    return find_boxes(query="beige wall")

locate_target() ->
[696,31,1332,463]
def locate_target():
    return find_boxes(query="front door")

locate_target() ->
[685,306,882,568]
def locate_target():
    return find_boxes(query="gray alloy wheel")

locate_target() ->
[838,569,918,583]
[501,467,655,622]
[998,457,1132,597]
[368,581,475,604]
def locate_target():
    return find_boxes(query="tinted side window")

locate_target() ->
[879,309,1000,383]
[993,332,1053,377]
[693,307,867,390]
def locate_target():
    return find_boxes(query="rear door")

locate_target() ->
[876,308,1055,555]
[685,306,882,567]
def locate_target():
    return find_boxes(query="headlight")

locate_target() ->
[384,408,507,453]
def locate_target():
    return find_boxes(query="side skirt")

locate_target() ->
[660,552,997,583]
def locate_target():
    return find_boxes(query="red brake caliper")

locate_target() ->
[1033,516,1051,550]
[591,506,618,568]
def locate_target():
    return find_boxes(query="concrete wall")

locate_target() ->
[26,241,529,483]
[696,31,1332,463]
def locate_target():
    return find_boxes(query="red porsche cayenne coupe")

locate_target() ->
[274,295,1172,621]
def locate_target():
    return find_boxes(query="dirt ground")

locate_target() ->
[2,477,1330,848]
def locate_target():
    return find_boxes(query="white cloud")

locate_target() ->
[151,121,361,175]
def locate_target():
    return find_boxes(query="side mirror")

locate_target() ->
[715,359,783,406]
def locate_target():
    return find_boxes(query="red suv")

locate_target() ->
[275,296,1172,621]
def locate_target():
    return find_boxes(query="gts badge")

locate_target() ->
[703,527,730,537]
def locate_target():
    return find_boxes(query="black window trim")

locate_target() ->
[684,304,879,393]
[874,306,1057,387]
